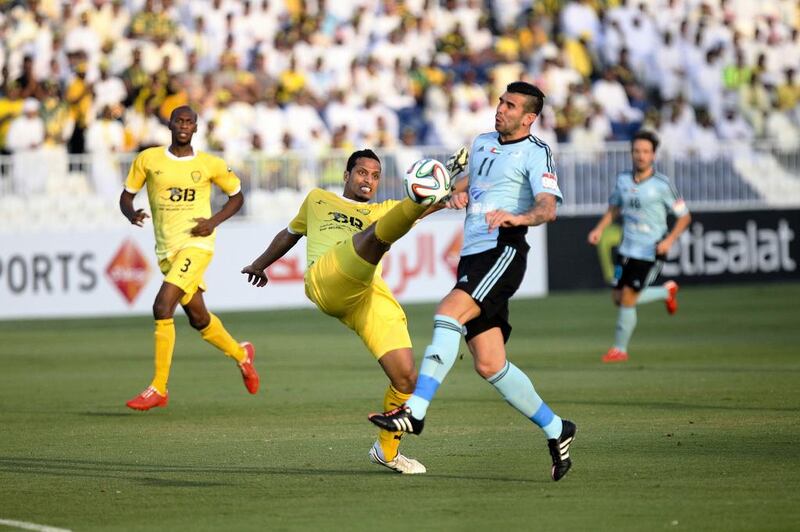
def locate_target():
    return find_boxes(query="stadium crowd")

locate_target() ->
[0,0,799,194]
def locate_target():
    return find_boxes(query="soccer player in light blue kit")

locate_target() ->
[370,82,577,482]
[587,130,692,363]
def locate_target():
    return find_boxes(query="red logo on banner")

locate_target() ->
[442,230,463,275]
[106,239,151,305]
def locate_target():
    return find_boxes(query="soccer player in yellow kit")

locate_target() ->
[120,106,259,411]
[242,149,464,474]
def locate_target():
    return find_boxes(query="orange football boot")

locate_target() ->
[126,386,168,411]
[238,341,260,394]
[664,281,679,315]
[602,347,629,363]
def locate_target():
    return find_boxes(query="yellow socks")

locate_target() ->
[378,384,412,461]
[374,198,427,245]
[200,313,246,363]
[150,318,175,395]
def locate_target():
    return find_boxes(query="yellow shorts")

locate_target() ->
[305,239,411,359]
[159,247,213,306]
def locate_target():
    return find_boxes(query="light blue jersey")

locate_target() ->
[462,132,563,256]
[609,170,689,261]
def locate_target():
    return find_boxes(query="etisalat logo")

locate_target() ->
[661,219,796,276]
[105,239,151,305]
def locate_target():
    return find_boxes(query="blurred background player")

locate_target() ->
[241,148,462,474]
[369,82,577,482]
[587,130,692,363]
[120,105,259,410]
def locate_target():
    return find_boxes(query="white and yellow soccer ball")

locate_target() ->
[403,158,452,206]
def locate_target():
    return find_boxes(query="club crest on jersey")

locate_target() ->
[191,171,201,183]
[489,147,501,154]
[357,208,371,215]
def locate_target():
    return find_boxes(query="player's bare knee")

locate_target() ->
[187,312,210,330]
[152,300,174,320]
[474,358,502,379]
[392,371,417,394]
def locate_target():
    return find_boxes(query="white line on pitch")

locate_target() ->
[0,518,72,532]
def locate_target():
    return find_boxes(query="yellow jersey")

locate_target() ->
[288,188,399,269]
[125,146,241,261]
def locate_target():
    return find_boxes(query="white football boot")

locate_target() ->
[368,442,427,474]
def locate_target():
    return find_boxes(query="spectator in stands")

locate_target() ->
[6,98,47,194]
[16,56,45,100]
[86,105,125,200]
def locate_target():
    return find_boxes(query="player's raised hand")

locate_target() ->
[446,191,469,210]
[485,209,520,231]
[128,209,150,227]
[241,264,269,287]
[190,217,216,236]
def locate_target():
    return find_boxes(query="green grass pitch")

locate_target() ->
[1,283,798,531]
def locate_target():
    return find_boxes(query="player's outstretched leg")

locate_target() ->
[368,441,427,474]
[373,198,428,245]
[547,419,577,481]
[198,313,260,394]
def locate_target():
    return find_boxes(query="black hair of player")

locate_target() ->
[346,149,381,172]
[632,130,660,152]
[506,81,545,115]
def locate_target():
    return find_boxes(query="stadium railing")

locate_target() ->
[1,142,798,231]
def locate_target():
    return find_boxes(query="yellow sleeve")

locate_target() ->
[124,151,147,193]
[287,192,310,235]
[210,155,242,196]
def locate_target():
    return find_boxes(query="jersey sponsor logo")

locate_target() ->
[542,172,558,190]
[191,171,202,183]
[329,211,364,230]
[106,239,151,305]
[166,187,196,202]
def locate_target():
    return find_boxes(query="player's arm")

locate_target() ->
[191,191,243,237]
[119,190,150,227]
[656,211,691,255]
[588,206,621,245]
[486,192,558,231]
[241,228,303,287]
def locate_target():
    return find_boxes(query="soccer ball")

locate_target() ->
[403,158,452,206]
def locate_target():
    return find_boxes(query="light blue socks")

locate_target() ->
[614,305,637,352]
[637,285,668,304]
[487,361,562,439]
[405,314,462,419]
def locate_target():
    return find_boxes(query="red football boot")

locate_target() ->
[126,386,168,411]
[238,341,260,394]
[664,281,679,315]
[602,347,629,363]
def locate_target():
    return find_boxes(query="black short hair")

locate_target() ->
[506,81,545,115]
[632,129,660,151]
[346,149,381,172]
